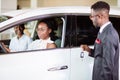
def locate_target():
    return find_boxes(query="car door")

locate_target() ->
[70,48,94,80]
[0,16,71,80]
[69,15,120,80]
[0,49,70,80]
[66,15,99,80]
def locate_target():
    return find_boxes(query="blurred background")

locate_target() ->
[0,0,120,14]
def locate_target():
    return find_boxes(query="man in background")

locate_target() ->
[3,24,32,52]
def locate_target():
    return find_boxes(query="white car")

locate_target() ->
[0,9,31,22]
[0,6,120,80]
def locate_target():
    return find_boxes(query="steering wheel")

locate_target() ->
[0,42,8,53]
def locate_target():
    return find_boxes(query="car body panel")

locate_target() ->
[70,48,94,80]
[0,48,70,80]
[0,9,31,23]
[1,9,31,18]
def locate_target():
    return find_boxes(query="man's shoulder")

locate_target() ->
[23,34,31,39]
[11,36,17,41]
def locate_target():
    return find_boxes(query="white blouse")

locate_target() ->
[27,37,54,50]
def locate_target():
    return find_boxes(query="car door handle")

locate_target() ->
[48,65,68,71]
[80,51,84,58]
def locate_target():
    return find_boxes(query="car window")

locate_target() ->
[0,21,36,40]
[75,16,99,46]
[66,15,120,47]
[32,17,63,48]
[0,17,63,53]
[65,15,99,47]
[109,17,120,39]
[0,24,33,52]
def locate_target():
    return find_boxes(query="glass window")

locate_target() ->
[67,15,120,47]
[68,16,99,47]
[110,17,120,39]
[76,16,99,45]
[0,17,63,53]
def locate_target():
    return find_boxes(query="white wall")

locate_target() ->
[18,0,30,9]
[0,0,17,13]
[17,0,118,8]
[0,0,1,14]
[118,0,120,7]
[31,0,37,8]
[37,0,117,7]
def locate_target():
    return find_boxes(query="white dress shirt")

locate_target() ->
[99,21,111,33]
[9,34,32,52]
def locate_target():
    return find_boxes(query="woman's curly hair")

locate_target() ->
[37,18,58,41]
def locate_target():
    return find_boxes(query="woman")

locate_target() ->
[28,18,57,50]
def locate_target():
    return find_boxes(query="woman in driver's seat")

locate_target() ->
[27,18,57,50]
[3,24,32,52]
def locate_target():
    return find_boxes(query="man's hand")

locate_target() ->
[80,45,91,53]
[1,42,10,52]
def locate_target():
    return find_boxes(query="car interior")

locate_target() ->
[0,17,63,53]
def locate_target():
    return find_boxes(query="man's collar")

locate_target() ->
[99,21,111,33]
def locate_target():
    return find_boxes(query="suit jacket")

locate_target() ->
[90,23,119,80]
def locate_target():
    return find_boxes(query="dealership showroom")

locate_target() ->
[0,0,120,13]
[0,0,120,80]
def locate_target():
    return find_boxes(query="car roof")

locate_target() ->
[3,6,119,17]
[0,9,31,23]
[0,6,120,30]
[1,9,31,18]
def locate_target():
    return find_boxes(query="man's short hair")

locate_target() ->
[91,1,110,12]
[19,24,25,30]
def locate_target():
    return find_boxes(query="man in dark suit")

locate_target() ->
[81,1,119,80]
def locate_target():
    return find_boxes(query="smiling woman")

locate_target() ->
[27,18,57,50]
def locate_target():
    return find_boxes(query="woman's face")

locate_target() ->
[36,22,51,40]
